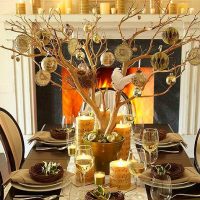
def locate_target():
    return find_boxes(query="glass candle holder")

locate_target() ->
[94,171,105,185]
[16,0,26,14]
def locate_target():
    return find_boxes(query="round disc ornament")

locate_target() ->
[151,52,169,70]
[187,47,200,65]
[92,33,101,44]
[166,73,176,85]
[15,34,30,53]
[162,27,179,45]
[63,24,74,37]
[68,38,79,56]
[83,23,93,33]
[133,87,142,97]
[75,50,85,61]
[35,70,51,86]
[100,52,115,67]
[78,62,89,72]
[114,43,132,63]
[36,30,51,45]
[132,69,147,88]
[41,57,57,73]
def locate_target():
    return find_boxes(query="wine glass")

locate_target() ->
[145,148,158,166]
[75,145,94,197]
[127,148,147,199]
[132,116,144,144]
[142,128,159,167]
[62,115,75,128]
[150,175,172,200]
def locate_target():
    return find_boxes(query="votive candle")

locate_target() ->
[111,7,116,14]
[16,1,26,14]
[94,171,105,185]
[168,1,177,14]
[68,144,76,156]
[38,8,44,15]
[100,3,110,14]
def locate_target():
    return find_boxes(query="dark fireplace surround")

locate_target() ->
[36,39,181,132]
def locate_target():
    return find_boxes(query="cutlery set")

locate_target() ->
[13,195,63,200]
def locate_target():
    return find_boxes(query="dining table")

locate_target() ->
[4,124,200,200]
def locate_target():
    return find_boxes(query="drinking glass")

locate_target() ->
[62,115,75,128]
[145,148,158,165]
[132,116,144,144]
[150,175,172,200]
[127,148,147,199]
[142,128,159,167]
[75,145,94,197]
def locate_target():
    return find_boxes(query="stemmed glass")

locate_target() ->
[75,145,94,197]
[127,148,147,199]
[150,175,172,200]
[142,128,159,167]
[132,116,144,144]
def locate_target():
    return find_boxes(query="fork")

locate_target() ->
[158,149,180,154]
[13,194,63,200]
[171,193,200,198]
[36,146,67,151]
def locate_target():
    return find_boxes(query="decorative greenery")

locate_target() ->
[41,161,61,176]
[90,185,111,200]
[154,163,171,176]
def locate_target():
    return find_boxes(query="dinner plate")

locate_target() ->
[11,179,70,192]
[19,180,62,188]
[38,141,66,146]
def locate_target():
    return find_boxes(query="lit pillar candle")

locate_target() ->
[16,0,26,14]
[177,3,188,14]
[116,113,124,124]
[65,0,72,14]
[57,2,65,14]
[76,116,94,145]
[94,171,105,185]
[110,159,131,190]
[114,123,131,160]
[100,3,110,14]
[168,1,177,14]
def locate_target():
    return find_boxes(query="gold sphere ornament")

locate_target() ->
[63,24,74,37]
[68,38,79,56]
[78,62,89,72]
[16,57,20,62]
[41,57,57,73]
[100,52,115,67]
[132,69,147,88]
[15,34,30,53]
[166,73,176,85]
[83,23,93,33]
[35,70,51,86]
[92,33,101,44]
[114,43,132,63]
[36,30,51,45]
[151,52,169,70]
[187,47,200,65]
[162,27,179,45]
[75,50,85,60]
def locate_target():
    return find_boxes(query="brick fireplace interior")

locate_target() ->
[36,39,181,131]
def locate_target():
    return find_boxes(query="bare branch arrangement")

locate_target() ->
[1,3,200,141]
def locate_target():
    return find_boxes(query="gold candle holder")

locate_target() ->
[94,171,105,185]
[16,1,26,14]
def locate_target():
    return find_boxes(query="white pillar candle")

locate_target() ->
[100,3,110,14]
[76,116,94,145]
[111,7,116,14]
[189,8,194,15]
[110,159,131,190]
[142,8,146,14]
[114,123,131,160]
[150,8,156,14]
[37,8,44,14]
[66,8,72,14]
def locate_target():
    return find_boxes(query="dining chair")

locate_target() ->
[0,108,25,171]
[81,88,132,115]
[194,128,200,173]
[0,172,4,200]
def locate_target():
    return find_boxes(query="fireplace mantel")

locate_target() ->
[0,14,199,135]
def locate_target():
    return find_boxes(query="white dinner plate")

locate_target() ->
[11,179,70,192]
[19,180,62,188]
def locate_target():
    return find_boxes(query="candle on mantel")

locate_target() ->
[16,0,26,14]
[168,0,177,14]
[177,3,189,14]
[110,159,131,190]
[100,3,110,14]
[76,116,94,145]
[94,171,105,185]
[116,113,124,124]
[57,2,65,14]
[114,122,131,160]
[65,0,72,14]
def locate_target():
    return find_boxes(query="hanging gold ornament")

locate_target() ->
[75,50,85,60]
[151,52,169,70]
[187,47,200,65]
[78,62,89,71]
[114,43,132,63]
[83,23,93,33]
[132,69,147,88]
[41,57,57,73]
[63,24,74,37]
[133,87,142,97]
[36,30,51,45]
[68,38,79,56]
[35,70,51,86]
[92,33,101,44]
[162,27,179,45]
[15,34,31,53]
[100,52,115,67]
[166,73,176,85]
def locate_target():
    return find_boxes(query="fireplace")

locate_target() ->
[36,39,181,131]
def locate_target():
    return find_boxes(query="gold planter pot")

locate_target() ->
[91,138,124,175]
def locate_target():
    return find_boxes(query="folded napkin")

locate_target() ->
[139,167,200,184]
[160,133,187,147]
[28,131,65,143]
[10,169,73,185]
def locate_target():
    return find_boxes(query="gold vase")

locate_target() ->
[91,138,124,175]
